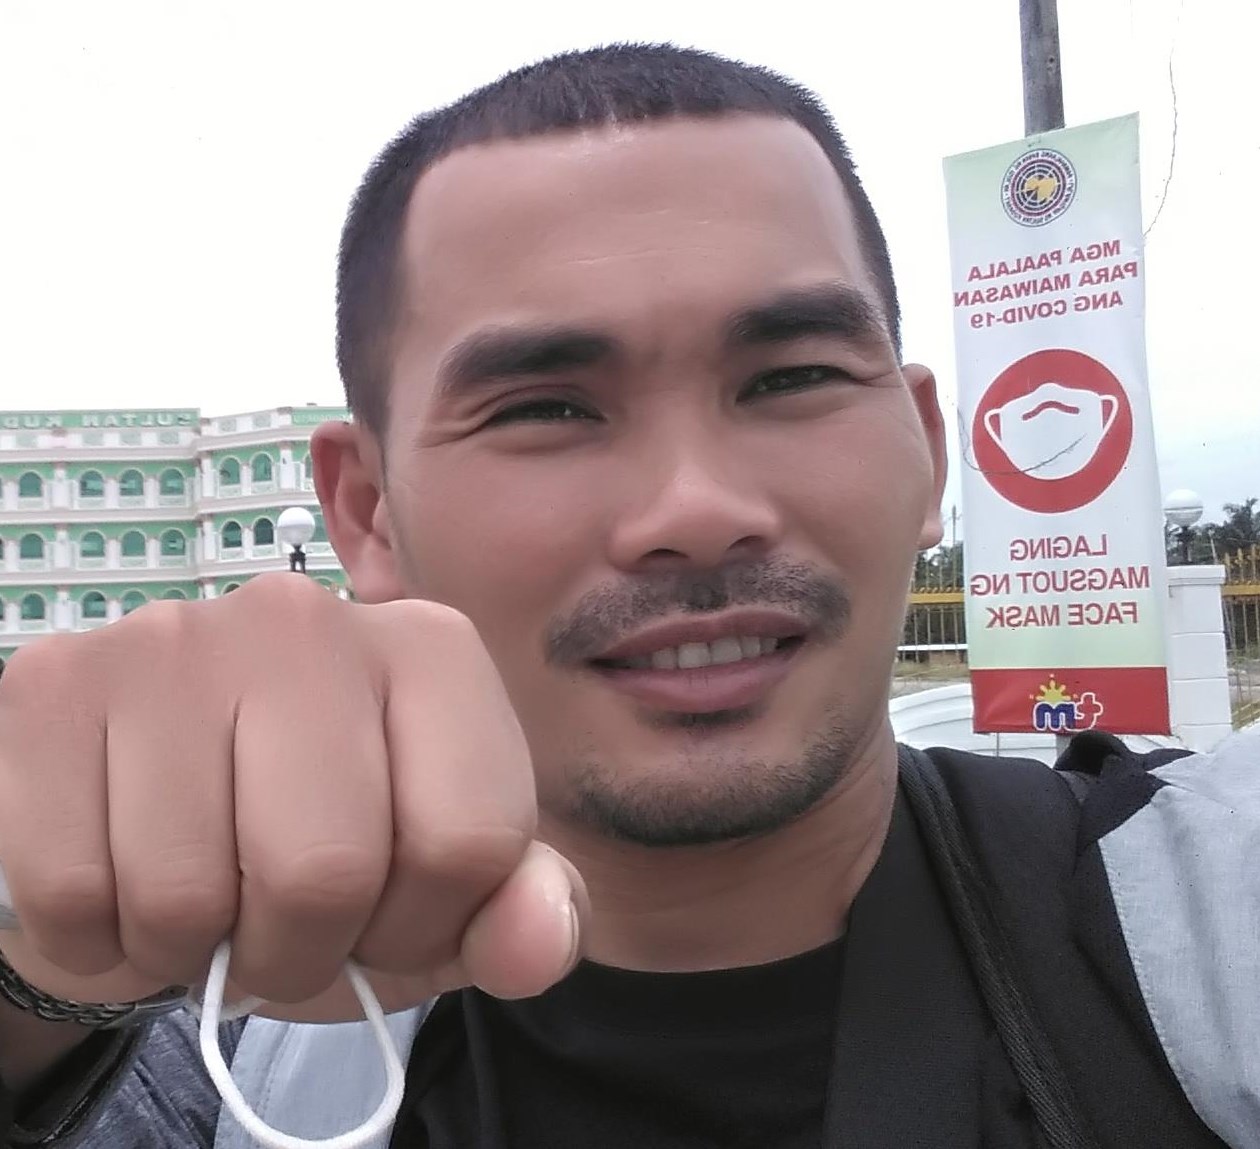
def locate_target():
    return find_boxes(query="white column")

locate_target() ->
[52,467,69,508]
[1166,565,1234,753]
[53,590,73,631]
[106,537,120,567]
[146,474,159,505]
[1,479,13,512]
[2,600,15,631]
[53,528,70,569]
[3,538,14,573]
[147,536,160,566]
[200,456,215,497]
[106,599,123,624]
[105,477,120,508]
[202,519,217,561]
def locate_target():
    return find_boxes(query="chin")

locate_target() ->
[558,722,857,848]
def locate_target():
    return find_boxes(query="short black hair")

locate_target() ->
[336,43,901,434]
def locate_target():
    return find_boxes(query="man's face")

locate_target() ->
[348,115,945,845]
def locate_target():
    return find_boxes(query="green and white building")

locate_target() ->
[0,406,351,670]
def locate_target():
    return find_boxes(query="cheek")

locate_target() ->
[774,403,935,564]
[395,458,606,647]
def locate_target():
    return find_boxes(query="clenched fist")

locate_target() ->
[0,574,584,1025]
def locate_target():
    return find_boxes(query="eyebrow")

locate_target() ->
[725,283,888,349]
[437,328,616,398]
[434,282,888,400]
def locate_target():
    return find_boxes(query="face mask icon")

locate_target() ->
[983,381,1119,480]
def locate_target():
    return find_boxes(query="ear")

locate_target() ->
[901,363,948,551]
[310,421,408,604]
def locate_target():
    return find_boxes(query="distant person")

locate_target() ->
[0,43,1254,1149]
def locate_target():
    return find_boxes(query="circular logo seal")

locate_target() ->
[1001,148,1077,228]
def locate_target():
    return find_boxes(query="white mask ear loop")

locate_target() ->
[194,941,407,1149]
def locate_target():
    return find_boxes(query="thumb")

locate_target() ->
[460,840,586,1000]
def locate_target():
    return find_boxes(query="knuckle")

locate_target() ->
[254,841,385,917]
[239,571,339,615]
[21,861,116,932]
[124,870,238,944]
[401,824,530,887]
[0,637,87,712]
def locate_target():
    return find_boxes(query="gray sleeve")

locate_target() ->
[63,1011,244,1149]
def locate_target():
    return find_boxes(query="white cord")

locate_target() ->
[196,941,407,1149]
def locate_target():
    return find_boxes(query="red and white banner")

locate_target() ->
[943,115,1171,735]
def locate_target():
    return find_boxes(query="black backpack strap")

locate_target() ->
[897,745,1101,1149]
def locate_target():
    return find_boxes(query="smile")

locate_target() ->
[587,611,808,714]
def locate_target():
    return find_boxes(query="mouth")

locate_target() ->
[585,612,809,714]
[592,633,804,672]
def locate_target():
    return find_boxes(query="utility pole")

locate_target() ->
[1020,0,1065,135]
[1021,0,1071,761]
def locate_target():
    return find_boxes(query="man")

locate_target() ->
[0,44,1253,1149]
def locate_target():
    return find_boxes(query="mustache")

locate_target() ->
[545,559,850,665]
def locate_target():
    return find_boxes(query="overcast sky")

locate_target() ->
[1,0,1253,522]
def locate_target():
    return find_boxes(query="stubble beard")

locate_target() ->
[561,712,858,848]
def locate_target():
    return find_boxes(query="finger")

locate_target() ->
[230,628,393,1003]
[105,602,240,985]
[352,603,537,976]
[0,639,122,976]
[460,840,586,1000]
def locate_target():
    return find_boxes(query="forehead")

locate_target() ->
[395,115,877,362]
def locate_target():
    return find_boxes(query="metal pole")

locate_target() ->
[1026,0,1067,762]
[1020,0,1066,135]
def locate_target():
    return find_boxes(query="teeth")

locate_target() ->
[614,635,788,671]
[709,636,745,666]
[676,642,712,670]
[650,647,679,670]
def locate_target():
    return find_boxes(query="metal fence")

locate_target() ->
[1224,546,1260,728]
[901,545,1260,730]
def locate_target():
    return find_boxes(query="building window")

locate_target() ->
[159,469,186,497]
[18,534,44,561]
[79,471,104,499]
[80,531,106,561]
[17,472,43,499]
[251,454,274,484]
[120,531,146,560]
[20,593,46,622]
[160,530,186,558]
[222,582,241,595]
[121,591,147,616]
[161,589,188,601]
[81,592,107,621]
[218,458,241,487]
[221,521,243,550]
[312,512,328,543]
[119,470,145,499]
[253,517,275,547]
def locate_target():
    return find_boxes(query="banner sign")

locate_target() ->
[943,115,1170,735]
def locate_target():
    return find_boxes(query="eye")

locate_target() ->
[742,365,851,399]
[483,397,601,426]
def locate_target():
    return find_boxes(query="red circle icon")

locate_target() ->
[972,348,1133,514]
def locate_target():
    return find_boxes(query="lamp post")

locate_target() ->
[1163,489,1204,566]
[277,506,316,575]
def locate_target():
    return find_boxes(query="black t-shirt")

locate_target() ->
[390,789,1047,1149]
[394,937,844,1148]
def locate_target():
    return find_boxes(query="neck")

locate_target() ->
[544,725,899,973]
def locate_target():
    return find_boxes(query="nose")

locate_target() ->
[606,435,784,573]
